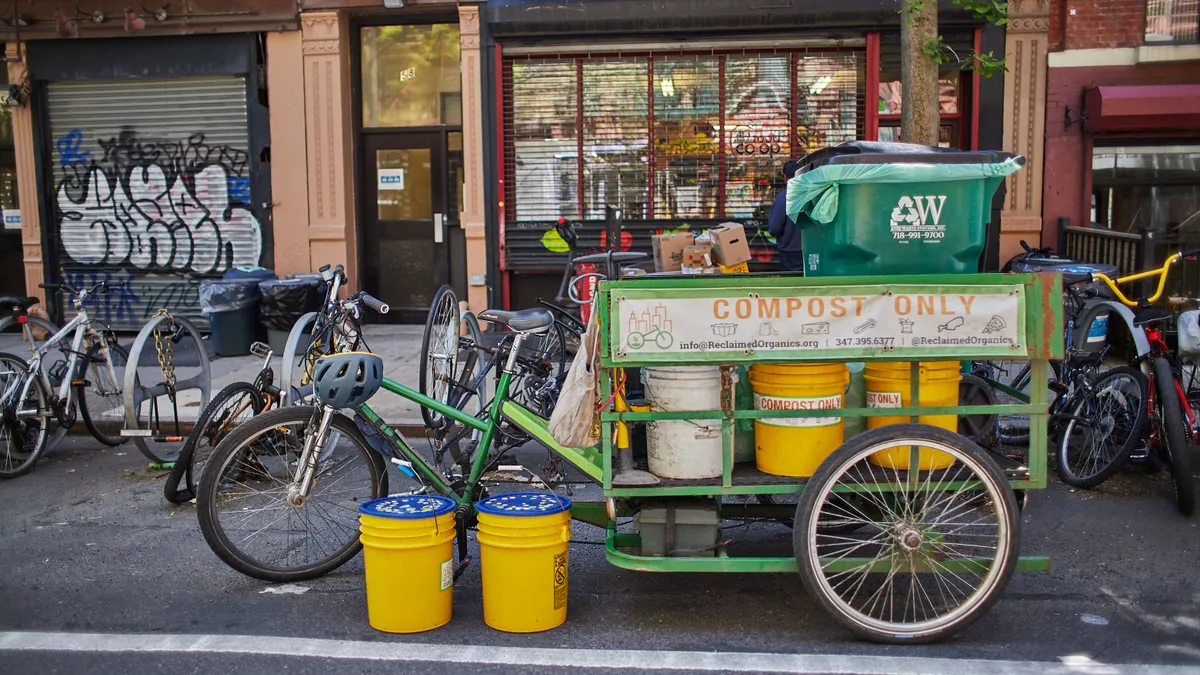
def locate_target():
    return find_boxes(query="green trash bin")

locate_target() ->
[786,144,1025,277]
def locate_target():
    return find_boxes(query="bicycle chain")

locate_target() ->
[152,309,178,396]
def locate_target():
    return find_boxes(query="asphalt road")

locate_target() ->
[1,438,1198,674]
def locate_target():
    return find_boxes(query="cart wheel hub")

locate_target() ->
[899,529,923,551]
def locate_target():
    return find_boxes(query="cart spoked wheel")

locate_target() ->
[793,424,1020,644]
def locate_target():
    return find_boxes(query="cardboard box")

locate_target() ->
[682,243,713,269]
[718,261,750,274]
[708,222,752,266]
[652,232,695,272]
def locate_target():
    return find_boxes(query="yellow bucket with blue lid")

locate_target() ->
[476,492,572,633]
[359,494,457,633]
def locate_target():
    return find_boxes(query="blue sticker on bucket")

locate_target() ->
[360,495,456,519]
[476,492,572,517]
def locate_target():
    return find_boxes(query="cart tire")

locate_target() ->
[793,424,1020,644]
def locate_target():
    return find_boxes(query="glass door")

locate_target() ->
[362,132,449,323]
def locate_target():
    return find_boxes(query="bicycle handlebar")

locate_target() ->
[359,293,390,315]
[1093,251,1189,307]
[40,280,125,297]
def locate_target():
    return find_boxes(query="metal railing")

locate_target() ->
[1059,218,1200,318]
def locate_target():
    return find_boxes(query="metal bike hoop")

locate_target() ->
[279,311,318,407]
[123,314,211,462]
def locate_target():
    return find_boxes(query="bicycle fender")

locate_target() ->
[1074,299,1151,360]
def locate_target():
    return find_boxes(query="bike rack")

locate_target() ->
[122,312,211,464]
[279,311,318,407]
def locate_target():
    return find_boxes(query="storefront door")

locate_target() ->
[362,132,450,323]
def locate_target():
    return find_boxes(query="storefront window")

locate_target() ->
[361,24,462,128]
[653,55,720,219]
[504,49,863,224]
[1092,144,1200,234]
[585,58,649,220]
[507,60,578,221]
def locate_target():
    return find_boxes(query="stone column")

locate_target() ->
[1000,0,1051,261]
[267,31,311,276]
[7,46,43,303]
[301,11,358,289]
[458,4,488,314]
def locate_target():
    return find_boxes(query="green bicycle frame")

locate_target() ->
[348,334,603,509]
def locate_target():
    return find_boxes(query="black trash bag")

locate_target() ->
[259,278,324,331]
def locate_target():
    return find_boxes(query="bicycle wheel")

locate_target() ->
[0,353,49,479]
[514,323,569,416]
[164,382,264,504]
[1151,358,1195,516]
[794,424,1020,644]
[197,406,388,582]
[975,359,1062,445]
[77,340,130,446]
[1057,366,1146,489]
[419,285,459,428]
[958,373,997,446]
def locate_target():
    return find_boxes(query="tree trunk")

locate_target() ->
[900,0,940,147]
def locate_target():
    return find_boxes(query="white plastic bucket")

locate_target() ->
[642,367,727,479]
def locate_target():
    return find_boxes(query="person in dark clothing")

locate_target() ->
[768,159,804,272]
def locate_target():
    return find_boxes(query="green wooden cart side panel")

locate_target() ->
[500,400,604,483]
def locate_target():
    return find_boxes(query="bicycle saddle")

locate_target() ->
[478,308,554,333]
[573,252,649,265]
[0,296,39,314]
[1133,307,1173,326]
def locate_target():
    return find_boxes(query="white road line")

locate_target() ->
[0,631,1194,674]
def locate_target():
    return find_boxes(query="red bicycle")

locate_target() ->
[1082,251,1199,516]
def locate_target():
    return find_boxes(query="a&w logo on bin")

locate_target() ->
[889,195,948,242]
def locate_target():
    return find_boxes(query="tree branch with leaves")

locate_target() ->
[900,0,1008,146]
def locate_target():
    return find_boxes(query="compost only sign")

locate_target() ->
[612,287,1025,361]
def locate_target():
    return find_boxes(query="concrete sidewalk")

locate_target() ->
[0,324,435,429]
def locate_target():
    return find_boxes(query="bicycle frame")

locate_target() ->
[21,308,103,417]
[302,332,600,509]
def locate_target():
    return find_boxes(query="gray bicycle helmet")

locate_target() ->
[312,351,384,409]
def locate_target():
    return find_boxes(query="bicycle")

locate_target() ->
[1073,249,1199,514]
[0,281,129,478]
[195,288,610,581]
[163,340,281,504]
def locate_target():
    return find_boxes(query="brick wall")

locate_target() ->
[1049,0,1148,52]
[1042,61,1200,248]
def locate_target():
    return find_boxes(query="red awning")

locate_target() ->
[1085,84,1200,132]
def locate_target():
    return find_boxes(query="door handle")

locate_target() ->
[434,213,444,244]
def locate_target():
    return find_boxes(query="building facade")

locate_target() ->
[3,0,1048,326]
[1044,0,1200,263]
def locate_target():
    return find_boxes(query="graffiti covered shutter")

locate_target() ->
[48,76,262,330]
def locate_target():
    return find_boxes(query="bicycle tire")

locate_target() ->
[1151,357,1195,516]
[77,340,130,447]
[419,285,459,428]
[978,359,1062,445]
[794,423,1020,644]
[0,352,49,479]
[164,381,265,504]
[197,406,388,581]
[1056,366,1146,489]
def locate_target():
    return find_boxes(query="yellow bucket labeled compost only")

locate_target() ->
[864,361,962,470]
[749,363,849,477]
[358,495,457,633]
[476,492,572,633]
